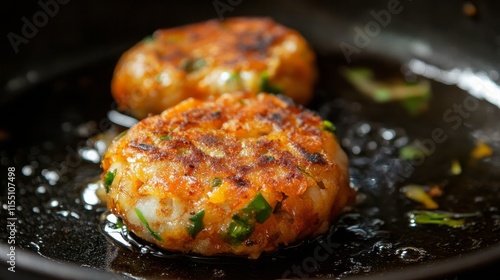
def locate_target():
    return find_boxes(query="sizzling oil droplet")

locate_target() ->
[56,210,80,219]
[395,247,427,263]
[82,181,102,205]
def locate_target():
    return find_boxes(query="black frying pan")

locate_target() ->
[1,0,500,279]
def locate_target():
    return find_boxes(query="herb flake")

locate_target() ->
[408,210,479,228]
[104,170,116,193]
[259,71,282,94]
[160,135,171,141]
[211,177,223,188]
[224,192,272,244]
[187,210,205,238]
[247,193,273,224]
[134,208,163,241]
[322,120,336,134]
[181,58,206,73]
[341,67,431,115]
[399,145,426,160]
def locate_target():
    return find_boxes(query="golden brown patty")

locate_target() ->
[101,92,353,258]
[111,17,317,119]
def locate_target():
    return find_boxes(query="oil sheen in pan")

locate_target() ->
[90,56,500,265]
[3,54,500,279]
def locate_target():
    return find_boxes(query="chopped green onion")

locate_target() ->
[450,159,462,175]
[155,74,165,83]
[187,210,205,238]
[181,58,206,73]
[104,170,117,193]
[113,130,128,141]
[322,120,336,134]
[399,145,426,160]
[159,135,171,141]
[223,193,272,244]
[142,35,154,43]
[211,177,223,188]
[112,217,124,230]
[341,67,431,115]
[259,71,282,94]
[373,88,392,102]
[247,193,273,224]
[229,72,241,81]
[226,215,254,244]
[400,95,431,116]
[408,210,479,228]
[134,208,163,241]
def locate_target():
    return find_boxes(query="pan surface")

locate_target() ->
[1,0,500,279]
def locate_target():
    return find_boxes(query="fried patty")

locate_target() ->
[101,92,353,258]
[111,17,317,119]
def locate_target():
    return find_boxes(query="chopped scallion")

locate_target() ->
[408,210,479,228]
[113,130,128,141]
[223,192,273,244]
[226,215,254,244]
[134,208,162,241]
[104,170,117,193]
[247,193,273,224]
[211,177,223,188]
[187,210,205,238]
[399,145,426,160]
[450,159,462,175]
[112,217,124,230]
[259,71,282,94]
[160,135,171,141]
[341,67,431,115]
[322,120,336,134]
[181,58,206,73]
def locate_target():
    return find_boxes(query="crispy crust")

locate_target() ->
[111,17,317,118]
[102,93,353,258]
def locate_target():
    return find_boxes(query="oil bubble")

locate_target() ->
[395,247,427,263]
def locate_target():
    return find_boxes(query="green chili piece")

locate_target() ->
[187,210,205,238]
[134,208,163,241]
